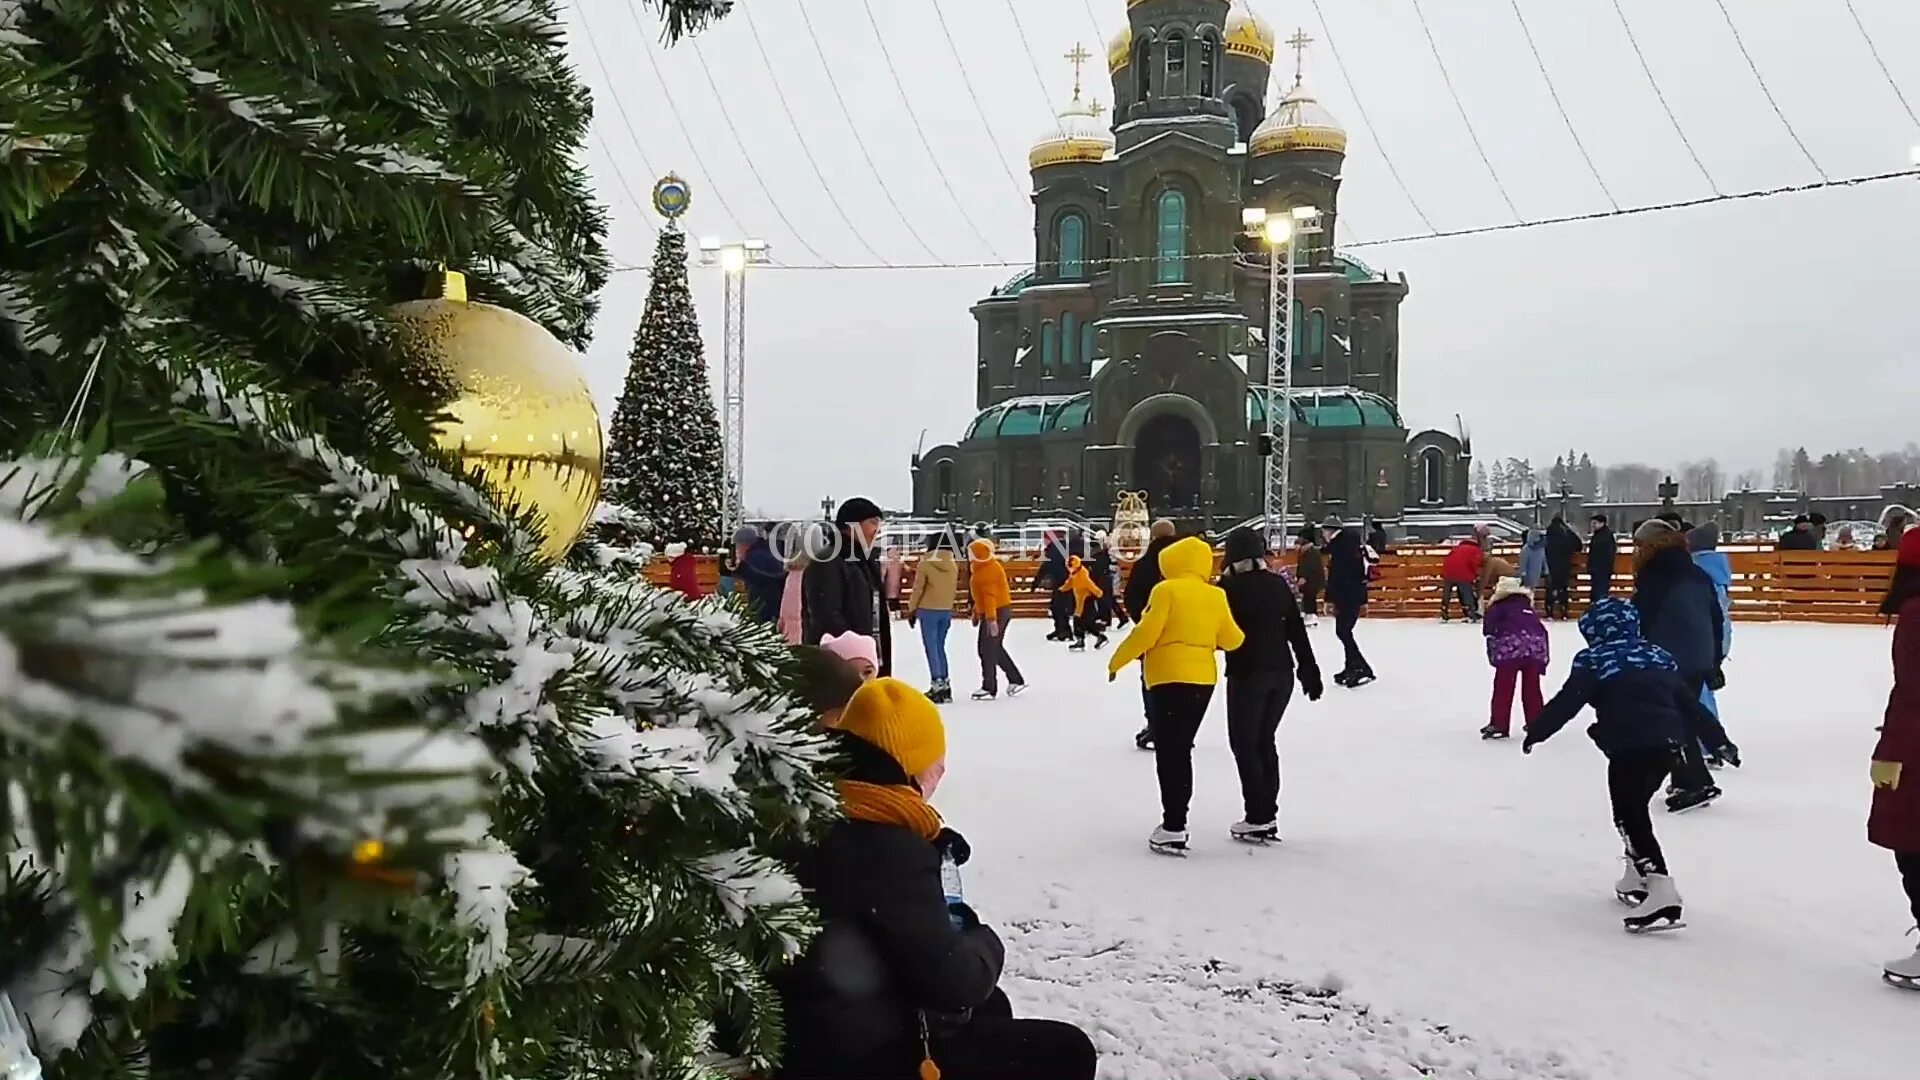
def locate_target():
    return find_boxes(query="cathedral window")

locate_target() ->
[1307,309,1327,367]
[1154,189,1187,284]
[1041,319,1058,371]
[1135,39,1152,100]
[1081,321,1096,370]
[1165,32,1187,94]
[1061,311,1079,370]
[1056,212,1086,279]
[1198,33,1218,96]
[1420,448,1446,505]
[1290,300,1306,358]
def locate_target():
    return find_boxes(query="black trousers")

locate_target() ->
[1546,572,1573,617]
[1047,590,1072,638]
[1300,585,1319,617]
[785,989,1097,1080]
[1670,674,1716,793]
[975,610,1023,694]
[1226,670,1292,825]
[1589,572,1612,604]
[1072,608,1103,643]
[1898,852,1920,927]
[1333,601,1372,678]
[1147,682,1215,832]
[1609,751,1675,876]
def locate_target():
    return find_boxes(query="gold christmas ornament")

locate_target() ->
[389,271,603,561]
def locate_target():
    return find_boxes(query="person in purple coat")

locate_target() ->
[1481,576,1550,740]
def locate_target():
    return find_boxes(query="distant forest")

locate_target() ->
[1473,446,1920,505]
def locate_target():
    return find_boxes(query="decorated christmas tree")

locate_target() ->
[603,226,728,551]
[1,2,828,1078]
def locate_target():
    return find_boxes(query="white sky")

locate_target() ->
[560,0,1920,516]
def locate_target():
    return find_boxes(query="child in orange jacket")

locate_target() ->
[1060,555,1108,652]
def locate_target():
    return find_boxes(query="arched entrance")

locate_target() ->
[1134,413,1201,513]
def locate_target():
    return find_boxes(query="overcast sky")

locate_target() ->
[560,0,1920,516]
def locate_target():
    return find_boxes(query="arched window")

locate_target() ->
[1081,322,1096,370]
[937,459,955,499]
[1154,189,1187,284]
[1135,39,1152,101]
[1198,33,1218,96]
[1351,313,1371,369]
[1307,309,1327,366]
[1041,319,1057,371]
[1061,311,1078,370]
[1165,32,1186,94]
[1420,448,1445,505]
[1290,300,1306,357]
[1231,95,1260,144]
[1056,212,1086,279]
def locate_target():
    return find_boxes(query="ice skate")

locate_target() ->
[1094,632,1109,649]
[1147,827,1189,857]
[1664,785,1722,814]
[1134,725,1154,751]
[1229,820,1279,845]
[1479,725,1510,741]
[1067,639,1086,652]
[1884,941,1920,991]
[1007,682,1028,697]
[1614,861,1648,905]
[1344,671,1377,689]
[970,688,996,701]
[927,681,952,705]
[1623,874,1684,933]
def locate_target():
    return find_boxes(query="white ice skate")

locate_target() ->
[1885,939,1920,991]
[1147,827,1189,857]
[1007,682,1029,697]
[1614,862,1649,905]
[1230,820,1280,845]
[1623,874,1685,933]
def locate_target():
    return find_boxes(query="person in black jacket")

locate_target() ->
[1777,514,1820,551]
[803,497,893,677]
[1542,516,1583,619]
[1321,516,1376,687]
[1525,599,1739,934]
[1124,519,1179,750]
[776,680,1096,1080]
[1218,528,1322,841]
[1631,519,1727,812]
[1587,515,1617,604]
[1035,531,1072,641]
[1086,532,1116,630]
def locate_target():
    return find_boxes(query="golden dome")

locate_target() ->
[1108,25,1132,73]
[1030,90,1114,170]
[1250,82,1348,156]
[1224,0,1277,64]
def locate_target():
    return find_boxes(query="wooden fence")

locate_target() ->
[645,546,1899,625]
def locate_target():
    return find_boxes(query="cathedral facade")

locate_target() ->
[908,0,1470,529]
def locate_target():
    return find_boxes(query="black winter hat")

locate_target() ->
[1223,526,1267,564]
[834,497,885,525]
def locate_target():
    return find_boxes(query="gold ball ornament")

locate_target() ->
[389,272,603,561]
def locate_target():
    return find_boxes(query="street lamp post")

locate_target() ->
[699,236,771,539]
[1242,204,1320,547]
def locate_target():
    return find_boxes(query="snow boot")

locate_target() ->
[1230,820,1279,844]
[1614,861,1649,905]
[970,688,996,701]
[1623,874,1684,933]
[1480,725,1510,741]
[1134,725,1154,751]
[1148,827,1188,857]
[1665,785,1722,814]
[1885,937,1920,991]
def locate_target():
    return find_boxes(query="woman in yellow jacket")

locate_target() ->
[1106,536,1245,854]
[1059,555,1107,651]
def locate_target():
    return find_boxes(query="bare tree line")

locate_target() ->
[1469,445,1920,505]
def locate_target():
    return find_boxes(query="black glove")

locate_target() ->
[934,827,972,867]
[946,901,983,931]
[1707,667,1726,691]
[1300,668,1324,702]
[1717,743,1741,768]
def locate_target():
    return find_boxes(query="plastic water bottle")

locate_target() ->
[939,852,965,929]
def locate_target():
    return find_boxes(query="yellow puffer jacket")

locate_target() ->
[1107,536,1244,688]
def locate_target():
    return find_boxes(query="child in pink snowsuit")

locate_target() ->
[1482,576,1550,740]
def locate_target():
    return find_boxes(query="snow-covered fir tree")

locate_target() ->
[1,2,827,1078]
[603,226,728,550]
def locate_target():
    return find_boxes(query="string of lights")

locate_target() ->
[1409,0,1525,222]
[1706,0,1827,181]
[1508,0,1618,211]
[1843,0,1919,130]
[1610,0,1721,195]
[606,167,1918,276]
[737,3,893,265]
[621,2,754,236]
[1305,0,1440,235]
[928,0,1031,203]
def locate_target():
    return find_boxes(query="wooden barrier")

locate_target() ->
[645,546,1900,625]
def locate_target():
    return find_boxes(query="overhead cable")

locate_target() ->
[925,0,1031,205]
[1004,0,1066,114]
[1843,0,1920,130]
[1610,0,1720,194]
[1508,0,1618,210]
[1707,0,1828,180]
[1306,0,1440,235]
[1409,0,1525,221]
[563,0,659,234]
[620,2,754,236]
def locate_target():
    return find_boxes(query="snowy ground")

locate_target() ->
[887,617,1912,1080]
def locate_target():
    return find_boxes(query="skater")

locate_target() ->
[1588,514,1618,604]
[1544,516,1583,619]
[1323,516,1376,687]
[779,522,815,645]
[775,679,1098,1080]
[1035,530,1072,641]
[1060,555,1107,651]
[1481,577,1549,740]
[820,631,879,682]
[906,532,959,703]
[1219,527,1322,842]
[1088,532,1118,629]
[1632,519,1727,812]
[966,538,1026,700]
[1518,529,1549,594]
[1294,525,1325,624]
[804,498,893,677]
[1524,599,1740,934]
[1440,532,1484,622]
[1872,529,1920,989]
[732,525,788,625]
[1106,536,1246,854]
[1687,524,1734,734]
[1124,519,1180,750]
[881,544,905,614]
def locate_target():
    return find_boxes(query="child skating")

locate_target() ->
[1061,555,1108,651]
[1524,598,1741,933]
[1481,577,1549,741]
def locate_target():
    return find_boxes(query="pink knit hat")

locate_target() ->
[819,631,879,671]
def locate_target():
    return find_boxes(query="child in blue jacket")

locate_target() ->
[1525,599,1741,934]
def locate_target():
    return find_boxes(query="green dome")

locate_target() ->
[991,268,1036,297]
[1247,386,1402,430]
[962,393,1090,440]
[1336,251,1378,284]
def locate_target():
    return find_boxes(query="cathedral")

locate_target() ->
[907,0,1471,530]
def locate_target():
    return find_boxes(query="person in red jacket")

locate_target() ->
[665,541,700,600]
[1441,531,1488,623]
[1873,528,1920,989]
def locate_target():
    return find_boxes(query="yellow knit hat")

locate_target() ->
[836,677,946,777]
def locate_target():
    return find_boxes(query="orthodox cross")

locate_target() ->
[1065,42,1092,100]
[1286,29,1314,88]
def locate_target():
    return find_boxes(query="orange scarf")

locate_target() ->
[838,780,943,841]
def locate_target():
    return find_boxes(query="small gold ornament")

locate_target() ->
[351,838,386,865]
[389,271,604,561]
